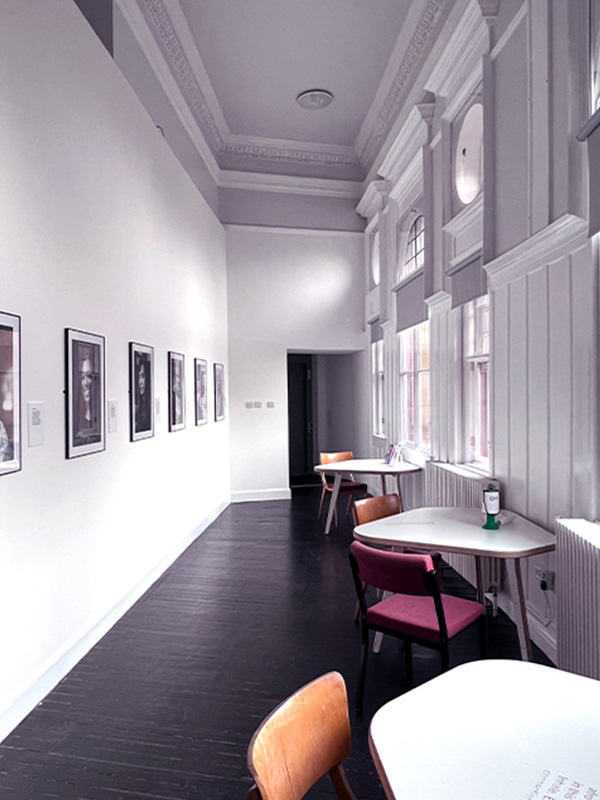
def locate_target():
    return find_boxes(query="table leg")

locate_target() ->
[324,473,342,535]
[395,475,404,509]
[505,558,533,661]
[475,556,484,605]
[381,475,387,495]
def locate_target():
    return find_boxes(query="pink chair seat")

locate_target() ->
[367,592,484,643]
[349,540,486,708]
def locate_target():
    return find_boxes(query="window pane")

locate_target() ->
[418,322,430,370]
[402,373,415,443]
[418,371,430,446]
[402,215,425,279]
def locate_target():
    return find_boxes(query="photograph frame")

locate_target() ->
[168,351,186,432]
[65,328,105,459]
[214,362,225,422]
[194,358,208,426]
[0,311,21,477]
[129,342,154,442]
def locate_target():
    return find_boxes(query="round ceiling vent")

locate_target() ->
[296,89,334,111]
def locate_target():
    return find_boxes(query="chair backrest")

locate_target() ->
[350,541,433,596]
[353,493,402,525]
[319,452,355,488]
[320,451,354,466]
[247,671,358,800]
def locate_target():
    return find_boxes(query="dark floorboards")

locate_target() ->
[0,489,552,799]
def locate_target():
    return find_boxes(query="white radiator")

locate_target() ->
[424,461,500,596]
[556,518,600,679]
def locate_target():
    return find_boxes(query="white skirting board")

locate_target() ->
[231,488,292,502]
[0,500,230,744]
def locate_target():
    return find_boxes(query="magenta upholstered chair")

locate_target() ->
[349,541,486,708]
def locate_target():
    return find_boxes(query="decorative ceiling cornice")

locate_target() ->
[130,0,450,177]
[141,0,224,153]
[358,0,449,168]
[138,0,360,170]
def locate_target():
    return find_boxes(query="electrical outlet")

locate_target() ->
[536,568,555,592]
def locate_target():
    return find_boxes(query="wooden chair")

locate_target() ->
[352,494,444,589]
[318,451,368,528]
[352,493,403,525]
[246,671,359,800]
[350,542,486,709]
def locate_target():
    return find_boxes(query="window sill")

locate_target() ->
[435,461,490,479]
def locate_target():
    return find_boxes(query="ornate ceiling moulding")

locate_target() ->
[358,0,449,169]
[140,0,224,154]
[139,0,361,172]
[221,141,360,168]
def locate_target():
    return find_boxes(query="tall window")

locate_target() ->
[463,295,490,468]
[400,215,424,281]
[371,338,384,437]
[398,321,430,450]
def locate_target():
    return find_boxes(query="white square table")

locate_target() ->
[354,506,556,660]
[369,659,600,800]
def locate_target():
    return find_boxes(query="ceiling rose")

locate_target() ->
[296,89,334,111]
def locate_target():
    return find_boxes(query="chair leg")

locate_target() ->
[479,614,487,659]
[346,494,353,517]
[441,644,450,672]
[356,629,369,709]
[318,487,326,518]
[353,581,367,623]
[404,640,413,684]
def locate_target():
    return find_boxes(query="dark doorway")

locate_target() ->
[287,354,318,487]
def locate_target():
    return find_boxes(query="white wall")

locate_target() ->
[0,0,230,739]
[226,226,366,501]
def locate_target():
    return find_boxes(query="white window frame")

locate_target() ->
[398,321,430,453]
[462,295,490,471]
[371,339,384,437]
[399,214,424,282]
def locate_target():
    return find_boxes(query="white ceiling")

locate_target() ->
[121,0,455,183]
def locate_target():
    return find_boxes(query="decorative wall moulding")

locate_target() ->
[425,289,452,316]
[442,193,483,238]
[427,0,488,104]
[446,245,482,276]
[388,151,424,212]
[483,214,589,289]
[219,171,364,199]
[357,180,390,221]
[379,106,428,186]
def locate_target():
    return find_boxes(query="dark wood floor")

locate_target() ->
[0,489,552,799]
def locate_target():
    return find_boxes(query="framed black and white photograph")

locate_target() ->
[0,311,21,476]
[66,328,105,459]
[194,358,208,426]
[214,362,225,422]
[129,342,154,441]
[168,351,185,431]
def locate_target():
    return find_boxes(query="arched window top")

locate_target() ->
[455,103,483,206]
[371,229,381,286]
[404,215,424,276]
[397,214,424,283]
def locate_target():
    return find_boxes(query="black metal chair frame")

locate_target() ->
[349,550,486,709]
